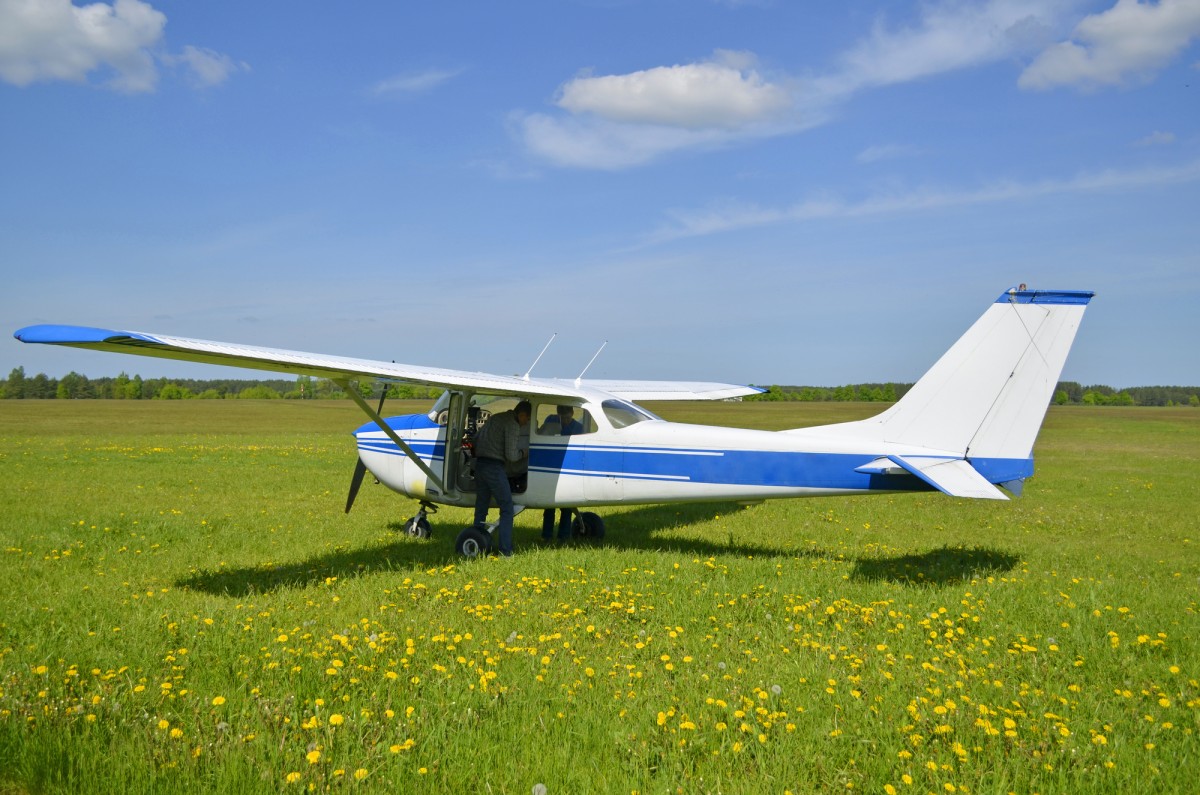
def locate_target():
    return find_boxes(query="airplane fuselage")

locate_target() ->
[352,389,1029,510]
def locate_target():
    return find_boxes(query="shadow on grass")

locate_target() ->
[177,504,1019,596]
[851,545,1020,586]
[176,502,794,596]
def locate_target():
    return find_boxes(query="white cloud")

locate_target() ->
[0,0,165,91]
[0,0,243,92]
[1134,130,1177,146]
[517,4,1073,169]
[518,51,813,169]
[516,1,1194,169]
[1020,0,1200,90]
[370,67,465,96]
[646,159,1200,243]
[170,44,248,88]
[817,0,1071,97]
[556,51,791,129]
[856,143,920,163]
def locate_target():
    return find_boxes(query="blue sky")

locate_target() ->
[3,0,1198,389]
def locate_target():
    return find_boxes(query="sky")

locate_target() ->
[2,0,1198,390]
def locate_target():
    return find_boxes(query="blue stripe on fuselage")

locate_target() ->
[355,427,1031,493]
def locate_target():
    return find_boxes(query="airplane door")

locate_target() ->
[582,446,623,501]
[441,392,465,494]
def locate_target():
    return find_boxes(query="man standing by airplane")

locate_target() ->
[471,400,531,556]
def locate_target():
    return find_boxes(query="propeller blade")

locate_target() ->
[345,458,367,513]
[345,387,388,514]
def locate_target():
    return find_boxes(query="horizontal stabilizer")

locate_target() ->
[864,455,1009,501]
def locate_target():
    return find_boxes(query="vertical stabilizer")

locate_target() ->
[806,288,1094,463]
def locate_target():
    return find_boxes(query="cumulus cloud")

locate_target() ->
[0,0,165,91]
[0,0,243,92]
[556,52,791,129]
[518,51,812,169]
[517,3,1074,169]
[516,1,1196,169]
[1020,0,1200,90]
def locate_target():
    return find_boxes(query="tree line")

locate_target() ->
[0,369,439,401]
[744,381,1199,407]
[1,367,1196,407]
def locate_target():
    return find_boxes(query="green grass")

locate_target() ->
[1,400,1197,794]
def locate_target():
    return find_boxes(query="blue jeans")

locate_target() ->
[542,508,573,541]
[473,457,514,556]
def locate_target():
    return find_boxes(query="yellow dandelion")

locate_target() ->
[285,772,301,784]
[212,696,226,706]
[329,713,345,726]
[354,769,368,781]
[307,750,321,764]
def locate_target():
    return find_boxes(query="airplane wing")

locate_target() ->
[13,324,760,402]
[569,380,765,401]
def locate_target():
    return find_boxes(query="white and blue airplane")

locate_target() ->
[14,286,1093,557]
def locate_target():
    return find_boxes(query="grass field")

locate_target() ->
[1,400,1196,794]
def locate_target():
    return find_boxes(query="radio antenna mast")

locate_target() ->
[523,333,556,381]
[574,341,607,387]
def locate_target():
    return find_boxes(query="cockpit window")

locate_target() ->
[601,399,660,428]
[534,403,596,436]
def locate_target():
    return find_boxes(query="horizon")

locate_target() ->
[3,1,1198,388]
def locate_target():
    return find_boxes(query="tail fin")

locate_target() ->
[808,287,1093,463]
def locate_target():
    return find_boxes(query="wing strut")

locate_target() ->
[337,379,445,493]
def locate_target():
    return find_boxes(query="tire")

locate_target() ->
[455,526,491,558]
[571,512,605,541]
[404,516,432,538]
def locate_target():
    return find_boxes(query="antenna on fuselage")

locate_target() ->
[523,333,556,381]
[574,341,607,387]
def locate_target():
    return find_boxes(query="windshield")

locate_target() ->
[601,399,661,429]
[427,390,451,423]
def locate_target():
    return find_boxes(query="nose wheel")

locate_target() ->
[402,502,437,538]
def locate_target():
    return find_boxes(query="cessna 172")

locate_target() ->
[14,286,1093,557]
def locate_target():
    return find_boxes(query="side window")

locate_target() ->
[601,399,659,428]
[535,404,594,437]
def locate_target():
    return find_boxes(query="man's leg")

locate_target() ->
[475,459,514,556]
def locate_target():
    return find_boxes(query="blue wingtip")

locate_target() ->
[13,324,157,345]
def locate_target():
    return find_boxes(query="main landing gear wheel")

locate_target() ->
[455,526,491,559]
[571,511,605,541]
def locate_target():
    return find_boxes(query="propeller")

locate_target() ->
[345,386,388,513]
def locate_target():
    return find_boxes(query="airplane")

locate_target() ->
[14,286,1093,558]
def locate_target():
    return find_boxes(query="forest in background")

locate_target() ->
[1,367,1197,407]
